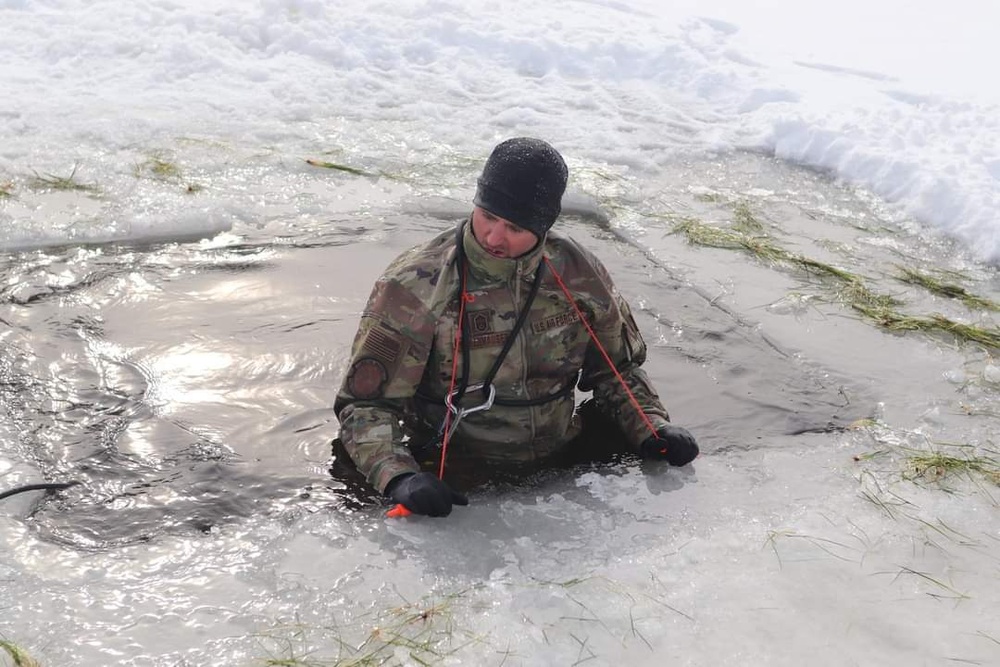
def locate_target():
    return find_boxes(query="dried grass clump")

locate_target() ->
[673,217,1000,348]
[905,449,1000,486]
[895,266,1000,312]
[0,640,40,667]
[851,303,1000,349]
[29,165,99,193]
[732,201,765,234]
[134,154,181,180]
[305,158,373,177]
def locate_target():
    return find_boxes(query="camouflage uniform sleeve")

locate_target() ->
[576,255,670,450]
[334,276,437,493]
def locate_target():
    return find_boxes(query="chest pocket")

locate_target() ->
[427,300,515,393]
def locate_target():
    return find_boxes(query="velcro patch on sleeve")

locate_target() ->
[346,357,389,399]
[364,323,403,366]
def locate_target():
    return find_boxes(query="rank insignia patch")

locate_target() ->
[467,309,494,335]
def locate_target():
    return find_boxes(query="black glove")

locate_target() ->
[640,425,700,467]
[385,472,469,517]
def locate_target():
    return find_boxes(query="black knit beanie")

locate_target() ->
[473,138,568,237]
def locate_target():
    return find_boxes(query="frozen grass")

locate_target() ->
[133,152,204,194]
[671,213,1000,349]
[28,165,98,193]
[905,448,1000,486]
[256,586,488,667]
[304,159,374,178]
[847,424,998,605]
[0,181,13,199]
[891,565,971,601]
[0,639,40,667]
[894,266,1000,311]
[853,424,999,507]
[850,304,1000,348]
[134,154,181,180]
[254,577,688,666]
[671,216,865,283]
[764,529,862,567]
[854,427,999,487]
[304,149,484,189]
[732,200,765,234]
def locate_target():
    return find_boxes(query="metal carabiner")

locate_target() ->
[444,382,496,416]
[442,383,496,440]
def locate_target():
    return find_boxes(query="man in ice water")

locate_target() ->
[334,137,699,517]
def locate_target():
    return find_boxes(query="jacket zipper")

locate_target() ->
[513,262,537,449]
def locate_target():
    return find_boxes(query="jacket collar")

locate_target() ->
[461,219,545,283]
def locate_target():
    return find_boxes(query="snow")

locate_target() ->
[1,0,998,260]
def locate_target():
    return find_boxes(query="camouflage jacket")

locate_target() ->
[334,220,671,492]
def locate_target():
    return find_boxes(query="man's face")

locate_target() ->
[470,206,539,259]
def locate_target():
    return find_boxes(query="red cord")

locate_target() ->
[390,258,657,518]
[544,257,658,438]
[438,277,473,479]
[389,269,471,518]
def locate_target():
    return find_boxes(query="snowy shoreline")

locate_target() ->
[2,0,998,262]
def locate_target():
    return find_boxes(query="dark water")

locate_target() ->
[2,205,872,551]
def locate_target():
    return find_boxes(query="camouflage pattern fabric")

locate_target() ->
[334,220,671,492]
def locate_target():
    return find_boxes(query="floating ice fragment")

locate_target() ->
[943,369,967,385]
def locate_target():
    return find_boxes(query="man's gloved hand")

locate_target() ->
[640,424,700,467]
[385,472,469,517]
